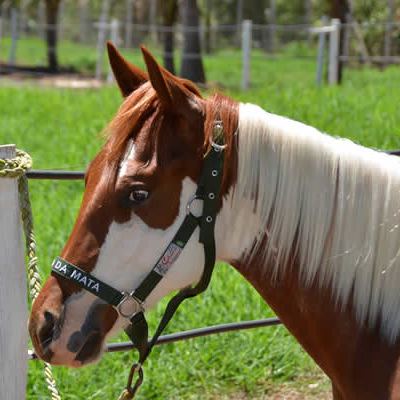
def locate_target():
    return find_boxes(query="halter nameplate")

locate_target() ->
[52,257,125,306]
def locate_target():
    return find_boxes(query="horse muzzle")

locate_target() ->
[29,276,117,366]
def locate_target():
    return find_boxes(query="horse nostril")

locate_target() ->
[39,311,56,349]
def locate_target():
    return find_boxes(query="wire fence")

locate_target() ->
[1,7,400,86]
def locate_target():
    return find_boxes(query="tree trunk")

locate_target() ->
[45,0,62,71]
[384,0,394,62]
[331,0,349,83]
[79,0,89,44]
[204,0,211,54]
[162,0,178,74]
[180,0,205,83]
[236,0,243,47]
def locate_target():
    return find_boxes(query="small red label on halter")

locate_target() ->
[154,243,182,276]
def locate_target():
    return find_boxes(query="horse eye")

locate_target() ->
[128,189,149,205]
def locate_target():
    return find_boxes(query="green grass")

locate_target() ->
[1,43,400,399]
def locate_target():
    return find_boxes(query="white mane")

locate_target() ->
[230,102,400,342]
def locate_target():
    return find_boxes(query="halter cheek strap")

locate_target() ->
[51,122,226,399]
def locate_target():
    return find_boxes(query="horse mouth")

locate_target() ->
[74,331,104,364]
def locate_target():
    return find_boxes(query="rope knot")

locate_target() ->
[0,149,32,178]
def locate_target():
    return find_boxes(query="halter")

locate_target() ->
[51,121,226,399]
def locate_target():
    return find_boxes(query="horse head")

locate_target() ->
[28,43,238,366]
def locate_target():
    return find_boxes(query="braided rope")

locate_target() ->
[1,149,61,400]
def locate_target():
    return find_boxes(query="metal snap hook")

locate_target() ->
[121,363,144,399]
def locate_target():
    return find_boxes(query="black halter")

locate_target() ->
[51,122,226,399]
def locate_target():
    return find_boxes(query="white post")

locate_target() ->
[241,20,251,90]
[316,16,328,86]
[9,7,18,67]
[0,145,28,400]
[95,0,110,80]
[108,19,119,83]
[328,18,340,85]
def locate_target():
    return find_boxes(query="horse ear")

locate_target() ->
[107,41,148,97]
[140,45,204,118]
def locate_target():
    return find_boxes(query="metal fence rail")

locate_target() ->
[28,317,282,360]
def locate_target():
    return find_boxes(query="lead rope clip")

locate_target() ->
[117,364,144,400]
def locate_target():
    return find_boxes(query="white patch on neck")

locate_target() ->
[119,140,135,177]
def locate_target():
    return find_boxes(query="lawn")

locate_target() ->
[1,40,400,399]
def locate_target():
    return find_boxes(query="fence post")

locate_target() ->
[9,7,18,68]
[241,19,251,90]
[328,18,340,85]
[108,19,119,83]
[316,15,328,86]
[0,145,28,400]
[95,0,110,80]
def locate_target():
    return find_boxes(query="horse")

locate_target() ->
[28,42,400,400]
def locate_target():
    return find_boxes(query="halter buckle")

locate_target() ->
[116,291,145,319]
[209,121,227,152]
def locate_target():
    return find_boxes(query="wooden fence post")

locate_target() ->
[95,0,110,80]
[108,19,119,83]
[241,20,251,90]
[316,16,328,86]
[0,145,28,400]
[328,18,340,85]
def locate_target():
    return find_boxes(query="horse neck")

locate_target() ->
[216,101,400,347]
[213,102,400,396]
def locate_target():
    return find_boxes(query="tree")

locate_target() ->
[162,0,178,74]
[331,0,350,83]
[45,0,62,71]
[180,0,205,83]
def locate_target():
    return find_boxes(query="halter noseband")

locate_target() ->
[51,121,226,398]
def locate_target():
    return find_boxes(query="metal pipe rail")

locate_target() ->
[28,317,281,360]
[25,149,400,181]
[26,170,85,180]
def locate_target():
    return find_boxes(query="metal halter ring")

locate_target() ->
[186,194,203,218]
[116,291,145,319]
